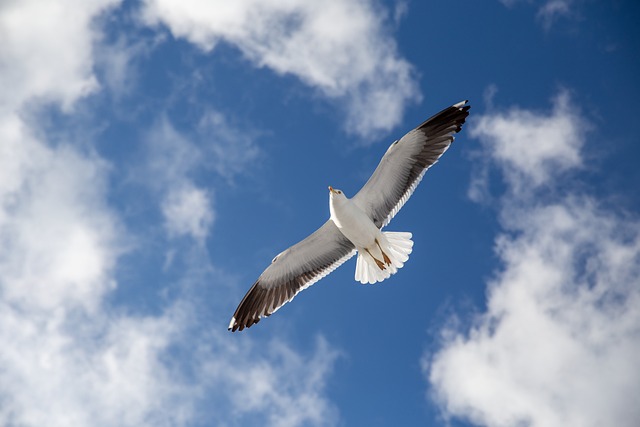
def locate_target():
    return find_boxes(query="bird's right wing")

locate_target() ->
[353,101,470,228]
[228,219,356,332]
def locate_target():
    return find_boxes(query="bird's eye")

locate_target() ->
[337,190,342,194]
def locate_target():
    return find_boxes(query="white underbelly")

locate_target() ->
[331,202,380,248]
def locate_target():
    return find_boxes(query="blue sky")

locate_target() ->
[1,1,639,426]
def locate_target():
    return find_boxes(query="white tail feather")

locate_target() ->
[354,231,414,284]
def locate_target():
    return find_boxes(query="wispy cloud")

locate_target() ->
[94,32,160,98]
[198,109,262,181]
[162,183,214,242]
[498,0,576,29]
[144,109,262,242]
[139,0,420,138]
[198,334,341,427]
[537,0,573,29]
[144,116,215,243]
[425,93,640,427]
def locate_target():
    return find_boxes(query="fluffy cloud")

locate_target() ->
[0,110,193,426]
[0,114,119,312]
[162,183,214,241]
[139,0,420,138]
[426,94,640,427]
[0,0,120,111]
[470,91,585,199]
[0,306,192,426]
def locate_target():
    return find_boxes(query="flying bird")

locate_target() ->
[229,101,470,331]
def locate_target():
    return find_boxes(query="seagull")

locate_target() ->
[228,100,470,331]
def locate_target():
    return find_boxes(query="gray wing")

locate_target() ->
[353,100,470,228]
[228,220,356,332]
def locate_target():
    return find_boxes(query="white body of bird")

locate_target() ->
[329,187,413,284]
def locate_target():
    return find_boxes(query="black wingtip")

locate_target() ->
[228,316,261,332]
[415,99,471,133]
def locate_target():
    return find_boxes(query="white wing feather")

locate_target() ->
[353,101,470,228]
[229,219,355,331]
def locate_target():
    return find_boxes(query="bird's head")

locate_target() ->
[328,186,347,202]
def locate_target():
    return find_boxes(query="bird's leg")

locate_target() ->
[375,238,392,266]
[365,248,386,270]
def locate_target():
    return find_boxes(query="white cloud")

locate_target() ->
[0,304,194,427]
[143,116,214,242]
[94,32,162,98]
[497,0,575,29]
[199,335,341,427]
[0,111,195,426]
[162,183,214,241]
[426,94,640,427]
[470,91,586,200]
[0,113,118,312]
[537,0,572,29]
[428,200,640,427]
[0,0,120,112]
[146,111,259,242]
[139,0,420,138]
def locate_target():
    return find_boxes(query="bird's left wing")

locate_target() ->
[228,219,356,332]
[353,100,470,228]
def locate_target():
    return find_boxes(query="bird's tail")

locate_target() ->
[354,232,414,284]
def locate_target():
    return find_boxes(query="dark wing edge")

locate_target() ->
[228,220,356,332]
[353,100,470,228]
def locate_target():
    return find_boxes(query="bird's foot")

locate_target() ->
[366,248,387,270]
[375,239,392,266]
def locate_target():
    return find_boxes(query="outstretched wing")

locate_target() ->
[353,100,470,228]
[228,220,356,332]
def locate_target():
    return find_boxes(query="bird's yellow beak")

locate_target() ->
[328,186,334,193]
